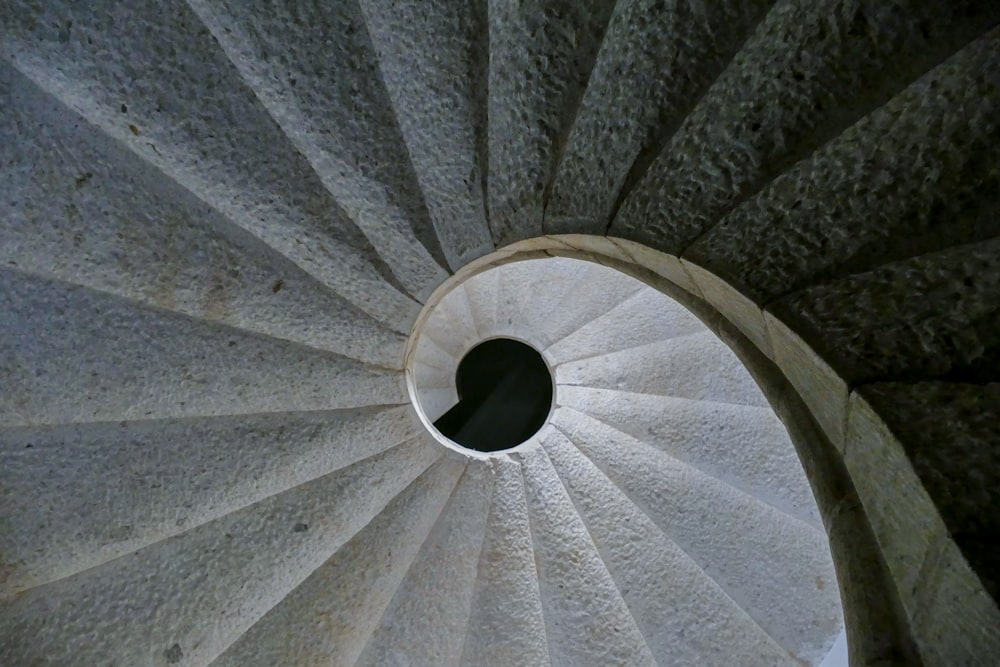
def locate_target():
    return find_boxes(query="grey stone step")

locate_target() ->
[487,0,618,245]
[614,0,1000,254]
[520,434,657,667]
[0,439,444,666]
[0,268,404,426]
[185,0,451,299]
[460,456,550,667]
[0,406,417,597]
[687,28,1000,305]
[541,425,802,665]
[545,0,775,234]
[551,411,841,660]
[0,4,421,331]
[0,63,407,367]
[209,453,465,667]
[355,461,492,666]
[359,0,494,271]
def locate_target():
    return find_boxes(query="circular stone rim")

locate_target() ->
[404,260,558,460]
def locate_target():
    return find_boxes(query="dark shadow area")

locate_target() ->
[434,338,552,452]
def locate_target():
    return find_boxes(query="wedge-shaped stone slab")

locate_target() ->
[0,405,417,596]
[0,5,420,330]
[356,461,492,666]
[0,66,407,367]
[543,427,804,665]
[210,454,465,667]
[0,439,444,666]
[460,456,550,666]
[553,412,840,660]
[557,390,819,526]
[0,270,404,426]
[520,435,657,667]
[556,331,769,407]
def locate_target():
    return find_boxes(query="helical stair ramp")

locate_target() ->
[1,1,999,666]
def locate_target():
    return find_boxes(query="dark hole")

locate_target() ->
[434,338,552,452]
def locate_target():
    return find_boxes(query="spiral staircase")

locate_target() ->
[1,1,999,665]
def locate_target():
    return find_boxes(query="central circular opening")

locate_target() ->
[433,338,553,452]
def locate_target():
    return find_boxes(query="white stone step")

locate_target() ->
[0,8,421,331]
[541,425,797,665]
[556,331,769,407]
[0,269,404,427]
[546,0,774,234]
[460,456,550,667]
[0,405,417,597]
[519,434,657,667]
[529,261,645,350]
[550,411,841,661]
[545,285,705,366]
[557,389,819,526]
[358,0,493,270]
[210,454,465,667]
[356,461,493,666]
[185,0,450,300]
[0,439,444,666]
[487,0,619,244]
[0,64,405,368]
[462,267,502,339]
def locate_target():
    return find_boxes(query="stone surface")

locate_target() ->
[460,456,550,666]
[614,0,1000,253]
[210,455,464,667]
[556,392,820,527]
[0,440,444,666]
[556,331,770,407]
[542,427,799,665]
[687,28,1000,304]
[520,434,658,667]
[0,406,417,597]
[545,0,773,234]
[182,0,452,300]
[551,411,840,660]
[359,0,494,270]
[0,269,405,426]
[0,5,421,331]
[488,0,618,245]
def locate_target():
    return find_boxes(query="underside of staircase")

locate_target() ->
[1,1,999,665]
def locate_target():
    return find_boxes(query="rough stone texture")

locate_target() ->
[460,457,550,666]
[614,0,1000,253]
[186,0,451,299]
[0,64,406,367]
[0,440,444,666]
[542,427,800,665]
[519,434,658,667]
[359,0,494,270]
[356,461,492,666]
[0,405,416,597]
[0,4,421,331]
[687,29,1000,303]
[772,238,1000,386]
[488,0,618,245]
[545,0,773,234]
[0,269,405,426]
[545,284,705,365]
[857,382,1000,603]
[551,410,839,660]
[210,455,464,667]
[556,331,770,408]
[557,391,820,527]
[682,260,774,359]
